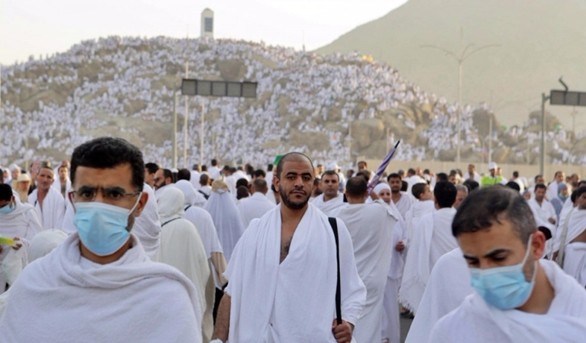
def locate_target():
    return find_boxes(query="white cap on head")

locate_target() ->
[326,162,339,171]
[373,182,391,194]
[488,162,498,170]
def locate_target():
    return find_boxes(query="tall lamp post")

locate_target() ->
[421,35,499,165]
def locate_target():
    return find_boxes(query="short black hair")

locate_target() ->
[401,180,408,192]
[236,178,249,189]
[145,162,159,175]
[162,169,173,182]
[236,185,250,200]
[505,181,521,192]
[253,169,266,178]
[387,173,401,182]
[463,179,479,192]
[452,186,536,245]
[199,174,209,186]
[177,168,191,181]
[513,171,519,178]
[345,176,367,197]
[534,183,547,192]
[434,181,457,208]
[412,183,427,199]
[321,170,339,180]
[573,186,586,202]
[0,184,13,200]
[71,137,144,191]
[436,173,449,182]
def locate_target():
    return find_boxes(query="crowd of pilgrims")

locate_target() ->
[2,36,584,169]
[0,152,584,342]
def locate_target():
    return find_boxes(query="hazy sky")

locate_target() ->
[0,0,407,65]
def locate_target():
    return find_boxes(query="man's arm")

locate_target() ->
[211,293,231,342]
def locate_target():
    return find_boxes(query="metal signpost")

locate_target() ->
[177,79,258,168]
[540,78,586,175]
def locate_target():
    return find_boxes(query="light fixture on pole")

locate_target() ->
[421,31,499,165]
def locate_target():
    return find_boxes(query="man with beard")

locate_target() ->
[387,173,413,220]
[212,152,366,343]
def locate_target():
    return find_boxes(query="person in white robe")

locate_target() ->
[0,229,68,316]
[405,248,472,343]
[387,173,413,220]
[336,177,396,343]
[310,170,346,216]
[28,164,65,230]
[237,178,275,228]
[212,152,365,343]
[0,136,202,342]
[0,184,43,292]
[177,182,228,308]
[175,179,207,208]
[528,184,557,225]
[51,164,72,198]
[560,204,586,285]
[553,186,585,264]
[403,182,435,242]
[156,186,213,343]
[372,183,407,343]
[431,186,586,342]
[203,179,245,262]
[546,170,565,201]
[400,181,457,313]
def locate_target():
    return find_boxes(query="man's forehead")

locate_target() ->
[282,159,313,174]
[73,165,133,187]
[38,168,54,175]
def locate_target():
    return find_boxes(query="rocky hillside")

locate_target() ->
[0,36,583,168]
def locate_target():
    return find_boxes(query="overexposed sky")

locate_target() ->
[0,0,407,65]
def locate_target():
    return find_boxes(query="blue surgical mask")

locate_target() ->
[469,235,536,310]
[73,198,140,256]
[0,203,15,215]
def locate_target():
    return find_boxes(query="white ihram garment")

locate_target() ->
[431,260,586,343]
[225,204,366,342]
[0,233,202,343]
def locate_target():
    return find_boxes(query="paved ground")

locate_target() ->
[400,316,413,342]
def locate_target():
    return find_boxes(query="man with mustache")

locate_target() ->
[212,152,366,343]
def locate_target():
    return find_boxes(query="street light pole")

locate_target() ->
[183,62,189,168]
[173,92,178,169]
[540,93,550,176]
[421,36,499,166]
[200,99,206,168]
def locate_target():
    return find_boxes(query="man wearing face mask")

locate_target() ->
[430,187,586,342]
[0,137,203,342]
[0,184,42,293]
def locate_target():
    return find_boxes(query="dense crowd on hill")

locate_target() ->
[1,36,583,168]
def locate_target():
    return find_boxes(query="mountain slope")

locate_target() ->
[317,0,586,128]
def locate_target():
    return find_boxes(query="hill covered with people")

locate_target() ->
[1,36,583,167]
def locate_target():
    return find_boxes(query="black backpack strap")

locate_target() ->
[328,217,342,325]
